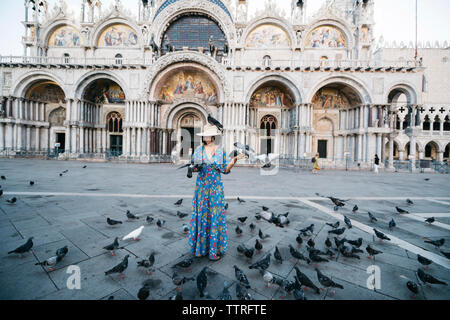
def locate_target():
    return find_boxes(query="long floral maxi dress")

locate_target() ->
[188,144,230,260]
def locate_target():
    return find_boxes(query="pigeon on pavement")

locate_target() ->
[218,281,232,300]
[105,255,130,278]
[373,229,390,241]
[8,237,34,256]
[103,237,121,256]
[107,217,122,226]
[294,265,320,294]
[234,265,251,288]
[248,253,271,270]
[366,245,383,259]
[196,267,208,298]
[123,226,144,241]
[126,210,139,220]
[417,268,447,286]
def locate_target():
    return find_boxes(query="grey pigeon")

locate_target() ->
[126,210,139,220]
[326,221,340,229]
[396,206,409,214]
[172,272,195,287]
[156,219,166,228]
[7,197,17,204]
[366,245,382,258]
[55,246,68,258]
[368,212,378,222]
[344,216,352,229]
[325,238,332,248]
[237,216,248,224]
[103,237,120,256]
[294,265,320,294]
[8,237,34,256]
[176,211,188,219]
[424,238,445,248]
[29,181,35,186]
[296,234,303,247]
[406,281,419,295]
[258,229,270,241]
[244,247,254,260]
[107,217,122,226]
[105,254,129,278]
[417,268,447,286]
[373,228,390,241]
[307,238,315,248]
[274,246,283,264]
[137,285,150,300]
[208,114,223,131]
[235,225,243,236]
[388,218,396,230]
[352,205,358,213]
[196,267,208,297]
[339,245,361,259]
[146,215,154,224]
[289,244,311,264]
[293,277,307,300]
[237,244,246,255]
[249,223,256,232]
[345,237,363,248]
[237,197,245,204]
[315,268,344,292]
[174,199,183,206]
[406,198,414,205]
[172,257,193,269]
[218,281,232,300]
[234,265,251,288]
[255,239,263,252]
[249,253,271,270]
[425,217,435,224]
[35,254,65,271]
[417,254,432,267]
[328,227,346,236]
[236,283,252,300]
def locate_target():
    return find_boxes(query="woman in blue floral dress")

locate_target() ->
[188,124,245,261]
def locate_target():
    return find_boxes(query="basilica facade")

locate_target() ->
[0,0,449,170]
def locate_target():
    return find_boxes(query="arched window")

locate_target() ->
[107,112,123,133]
[63,53,70,64]
[422,115,430,131]
[444,116,450,131]
[260,115,277,136]
[263,55,271,68]
[432,116,440,131]
[320,56,329,67]
[115,54,123,65]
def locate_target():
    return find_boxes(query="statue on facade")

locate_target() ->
[223,41,229,56]
[164,35,174,53]
[208,35,216,57]
[150,33,159,55]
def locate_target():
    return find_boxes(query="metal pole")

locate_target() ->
[414,0,418,60]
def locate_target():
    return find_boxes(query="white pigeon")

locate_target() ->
[260,270,273,288]
[123,226,144,241]
[256,210,274,222]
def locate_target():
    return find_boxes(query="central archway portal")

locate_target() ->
[175,109,205,160]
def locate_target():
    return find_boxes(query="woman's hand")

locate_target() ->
[234,153,247,162]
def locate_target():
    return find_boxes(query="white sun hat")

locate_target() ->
[196,123,222,137]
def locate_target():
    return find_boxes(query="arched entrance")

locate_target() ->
[259,115,277,155]
[106,111,123,156]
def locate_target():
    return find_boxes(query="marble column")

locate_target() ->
[0,123,5,150]
[80,127,85,153]
[137,127,142,156]
[102,129,107,153]
[131,127,136,156]
[35,127,40,151]
[25,125,31,151]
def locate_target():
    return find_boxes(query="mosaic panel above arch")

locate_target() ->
[312,88,350,109]
[245,24,291,48]
[156,69,218,105]
[250,86,294,108]
[305,25,346,49]
[97,24,139,47]
[48,26,81,47]
[26,81,65,103]
[84,79,126,104]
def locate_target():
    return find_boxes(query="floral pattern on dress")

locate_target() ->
[188,144,230,260]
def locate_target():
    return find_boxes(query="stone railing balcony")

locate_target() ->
[0,55,155,67]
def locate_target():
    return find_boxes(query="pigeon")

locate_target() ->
[262,206,269,211]
[236,283,252,300]
[8,237,34,256]
[7,197,17,204]
[440,250,450,259]
[243,247,254,261]
[172,257,193,270]
[417,254,432,268]
[425,217,435,224]
[29,181,35,186]
[237,244,246,255]
[208,114,223,131]
[248,253,271,270]
[172,272,195,287]
[274,246,283,264]
[137,253,155,275]
[224,202,228,210]
[334,237,346,249]
[309,251,329,264]
[255,215,262,221]
[300,224,315,234]
[254,239,263,252]
[345,237,363,248]
[1,176,5,180]
[196,267,208,297]
[35,254,65,271]
[328,227,346,236]
[325,238,332,249]
[307,247,328,256]
[289,245,310,264]
[237,197,245,204]
[146,216,154,224]
[249,223,256,232]
[156,219,166,228]
[82,165,87,169]
[424,178,430,181]
[237,216,248,224]
[406,281,419,297]
[107,296,114,300]
[352,205,358,213]
[315,268,344,294]
[107,217,122,226]
[55,246,68,258]
[137,285,150,300]
[176,211,188,219]
[388,218,396,230]
[292,277,307,300]
[123,226,144,241]
[174,199,183,206]
[344,216,352,229]
[423,238,445,248]
[255,210,274,222]
[406,198,414,205]
[368,212,378,222]
[417,268,447,286]
[234,142,254,153]
[296,234,303,247]
[0,189,2,197]
[366,245,383,259]
[260,270,274,288]
[105,254,129,278]
[323,249,335,258]
[182,224,189,233]
[373,228,390,241]
[339,245,361,259]
[59,173,63,177]
[307,239,315,248]
[294,266,320,294]
[218,281,232,300]
[103,237,121,256]
[326,221,340,229]
[396,206,409,214]
[62,170,68,173]
[234,265,251,288]
[126,210,139,220]
[235,225,243,236]
[258,229,270,241]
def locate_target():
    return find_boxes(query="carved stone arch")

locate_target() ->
[143,51,229,101]
[40,20,82,48]
[72,71,130,100]
[152,0,236,47]
[49,106,66,126]
[425,140,445,153]
[307,75,372,105]
[242,16,296,49]
[245,73,303,106]
[385,82,419,105]
[91,17,143,47]
[304,18,355,51]
[12,71,67,99]
[164,101,211,129]
[316,116,335,132]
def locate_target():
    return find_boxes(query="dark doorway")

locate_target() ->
[56,133,65,153]
[180,127,201,159]
[318,140,327,158]
[260,138,273,155]
[110,135,123,156]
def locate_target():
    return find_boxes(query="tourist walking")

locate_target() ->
[312,153,320,174]
[374,154,380,174]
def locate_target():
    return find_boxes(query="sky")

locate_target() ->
[0,0,448,55]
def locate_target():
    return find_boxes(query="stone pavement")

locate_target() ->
[0,159,449,300]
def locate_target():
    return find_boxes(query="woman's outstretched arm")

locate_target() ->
[224,153,246,173]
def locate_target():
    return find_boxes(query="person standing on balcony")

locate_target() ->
[374,154,380,174]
